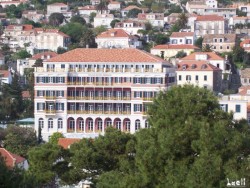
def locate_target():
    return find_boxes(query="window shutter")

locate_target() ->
[134,92,136,98]
[226,104,228,112]
[151,78,154,84]
[62,103,64,110]
[37,103,39,110]
[134,104,136,111]
[140,92,142,98]
[43,103,45,110]
[36,77,39,83]
[161,78,163,84]
[56,103,58,110]
[140,104,142,112]
[45,77,48,83]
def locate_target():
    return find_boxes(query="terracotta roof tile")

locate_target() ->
[180,52,224,60]
[170,32,194,38]
[0,148,26,168]
[22,91,31,98]
[238,85,250,95]
[78,5,97,10]
[96,29,130,38]
[58,138,81,149]
[0,70,10,78]
[31,51,58,60]
[152,44,199,50]
[196,15,224,21]
[177,61,222,71]
[241,68,250,78]
[46,48,168,63]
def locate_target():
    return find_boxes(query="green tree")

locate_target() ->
[97,85,250,187]
[60,22,86,43]
[32,58,43,67]
[127,8,142,18]
[195,37,203,49]
[175,50,187,58]
[110,19,120,28]
[13,49,31,60]
[4,126,37,157]
[202,44,213,52]
[236,8,247,17]
[49,132,64,145]
[57,47,67,54]
[70,15,86,25]
[79,28,97,48]
[65,128,134,185]
[49,13,64,27]
[154,33,169,45]
[93,25,107,36]
[28,143,70,186]
[89,12,96,23]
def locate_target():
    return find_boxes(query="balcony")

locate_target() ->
[143,97,154,101]
[67,110,131,115]
[45,110,56,114]
[46,96,56,100]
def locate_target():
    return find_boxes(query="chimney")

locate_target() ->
[86,44,89,48]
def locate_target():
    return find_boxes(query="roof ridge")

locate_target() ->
[0,148,15,161]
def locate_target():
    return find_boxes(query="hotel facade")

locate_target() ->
[34,48,175,141]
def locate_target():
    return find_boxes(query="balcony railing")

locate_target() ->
[67,110,131,115]
[45,110,56,114]
[35,67,166,73]
[46,96,56,100]
[67,96,131,100]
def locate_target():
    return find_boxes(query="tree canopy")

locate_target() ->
[49,13,65,27]
[96,85,250,187]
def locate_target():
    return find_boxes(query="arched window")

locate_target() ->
[58,118,63,129]
[145,120,150,129]
[38,118,44,128]
[69,119,75,129]
[88,119,93,131]
[135,120,140,131]
[97,119,102,131]
[125,120,130,132]
[79,119,84,131]
[106,119,112,127]
[48,118,53,129]
[116,120,121,130]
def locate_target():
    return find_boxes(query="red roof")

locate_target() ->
[78,5,97,10]
[152,44,199,50]
[238,85,250,95]
[0,70,10,78]
[123,5,141,11]
[177,61,221,71]
[180,52,224,60]
[22,91,31,99]
[0,148,26,168]
[96,29,131,38]
[47,48,168,63]
[58,138,81,149]
[196,15,224,21]
[31,51,58,60]
[170,32,194,38]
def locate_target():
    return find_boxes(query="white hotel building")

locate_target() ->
[34,48,175,141]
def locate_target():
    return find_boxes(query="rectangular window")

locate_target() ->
[38,90,44,97]
[179,75,182,81]
[186,75,191,81]
[235,105,241,113]
[156,77,161,84]
[134,104,142,112]
[220,104,228,112]
[135,77,141,84]
[38,77,44,83]
[195,75,198,81]
[61,64,65,69]
[49,77,53,83]
[204,75,207,81]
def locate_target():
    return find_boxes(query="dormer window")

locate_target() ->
[182,64,187,70]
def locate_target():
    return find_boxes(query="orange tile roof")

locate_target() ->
[96,29,130,38]
[170,32,194,38]
[177,61,222,71]
[78,5,97,10]
[180,52,224,60]
[58,138,81,149]
[31,51,58,60]
[152,44,199,50]
[0,148,26,168]
[22,91,31,98]
[233,16,248,20]
[196,15,224,21]
[0,70,10,78]
[109,1,120,4]
[47,48,168,63]
[238,85,250,95]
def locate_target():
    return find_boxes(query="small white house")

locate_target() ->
[94,14,114,28]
